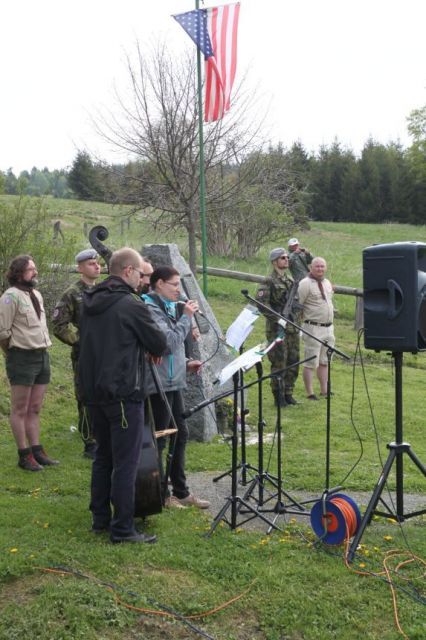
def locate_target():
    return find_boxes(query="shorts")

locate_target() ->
[6,347,51,386]
[302,323,335,369]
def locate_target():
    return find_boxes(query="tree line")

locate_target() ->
[2,132,424,228]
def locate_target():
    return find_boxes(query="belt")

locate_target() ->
[304,320,332,327]
[9,346,47,352]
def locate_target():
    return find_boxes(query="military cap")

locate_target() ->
[75,249,98,263]
[269,248,287,262]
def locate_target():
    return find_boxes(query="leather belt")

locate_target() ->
[304,320,332,327]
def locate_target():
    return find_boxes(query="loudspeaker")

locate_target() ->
[363,241,426,352]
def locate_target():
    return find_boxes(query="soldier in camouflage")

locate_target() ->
[255,247,301,407]
[52,249,101,458]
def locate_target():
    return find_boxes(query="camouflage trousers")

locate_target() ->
[266,331,300,394]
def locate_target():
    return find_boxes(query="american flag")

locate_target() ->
[173,3,240,122]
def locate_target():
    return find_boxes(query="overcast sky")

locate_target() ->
[1,0,425,174]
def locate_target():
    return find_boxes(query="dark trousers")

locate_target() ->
[89,401,144,538]
[149,390,189,500]
[72,352,95,444]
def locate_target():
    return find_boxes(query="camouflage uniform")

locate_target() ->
[288,249,313,282]
[52,280,95,446]
[255,270,301,400]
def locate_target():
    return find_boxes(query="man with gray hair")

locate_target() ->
[297,257,335,400]
[79,247,167,544]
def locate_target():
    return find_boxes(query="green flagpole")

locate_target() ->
[196,0,208,296]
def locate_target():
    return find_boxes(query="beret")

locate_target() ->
[75,249,98,263]
[269,248,287,262]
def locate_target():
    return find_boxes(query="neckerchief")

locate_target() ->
[15,283,42,319]
[308,272,326,301]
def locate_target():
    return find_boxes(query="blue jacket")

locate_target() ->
[143,293,192,395]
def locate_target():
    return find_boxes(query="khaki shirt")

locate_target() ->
[0,287,51,350]
[297,276,334,324]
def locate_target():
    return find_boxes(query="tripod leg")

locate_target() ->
[206,499,233,537]
[347,448,396,562]
[407,448,426,476]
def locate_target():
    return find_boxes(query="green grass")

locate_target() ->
[0,197,425,639]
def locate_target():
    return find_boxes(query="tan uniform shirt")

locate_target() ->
[0,287,51,350]
[297,276,334,324]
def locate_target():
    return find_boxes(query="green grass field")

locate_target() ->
[0,196,425,639]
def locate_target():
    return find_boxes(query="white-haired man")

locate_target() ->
[297,257,335,400]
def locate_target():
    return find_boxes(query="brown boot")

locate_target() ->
[31,445,60,466]
[18,448,43,471]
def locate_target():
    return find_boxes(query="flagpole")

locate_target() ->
[196,0,208,296]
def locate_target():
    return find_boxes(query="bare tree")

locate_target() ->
[94,43,307,269]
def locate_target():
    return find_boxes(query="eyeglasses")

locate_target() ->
[129,266,148,278]
[278,256,289,260]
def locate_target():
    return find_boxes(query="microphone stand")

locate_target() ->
[242,289,350,510]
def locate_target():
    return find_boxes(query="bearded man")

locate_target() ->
[0,255,58,471]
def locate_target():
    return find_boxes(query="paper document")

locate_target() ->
[225,304,260,351]
[216,343,265,386]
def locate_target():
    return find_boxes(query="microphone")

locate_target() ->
[182,396,212,418]
[241,289,249,297]
[176,299,205,317]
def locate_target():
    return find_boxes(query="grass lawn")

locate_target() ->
[0,198,425,639]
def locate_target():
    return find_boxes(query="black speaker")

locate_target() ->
[363,241,426,352]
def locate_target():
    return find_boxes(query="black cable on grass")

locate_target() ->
[38,565,215,640]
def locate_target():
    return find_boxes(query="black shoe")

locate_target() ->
[91,523,110,534]
[83,442,96,459]
[31,445,60,466]
[110,533,157,544]
[285,395,298,405]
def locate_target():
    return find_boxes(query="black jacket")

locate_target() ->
[79,276,167,404]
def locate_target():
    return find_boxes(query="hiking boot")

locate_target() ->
[165,495,187,509]
[18,449,43,471]
[178,494,210,509]
[285,395,299,405]
[31,445,60,466]
[110,532,157,544]
[272,390,287,408]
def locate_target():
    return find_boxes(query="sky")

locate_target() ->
[1,0,425,174]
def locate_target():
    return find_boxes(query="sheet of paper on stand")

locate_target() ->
[216,343,265,386]
[225,304,260,351]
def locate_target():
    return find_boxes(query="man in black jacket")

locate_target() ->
[79,248,167,544]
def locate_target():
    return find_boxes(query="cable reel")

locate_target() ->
[310,493,361,544]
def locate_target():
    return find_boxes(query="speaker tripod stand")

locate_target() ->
[347,351,426,562]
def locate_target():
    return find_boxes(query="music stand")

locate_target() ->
[212,344,259,487]
[347,351,426,562]
[205,372,281,535]
[241,359,315,522]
